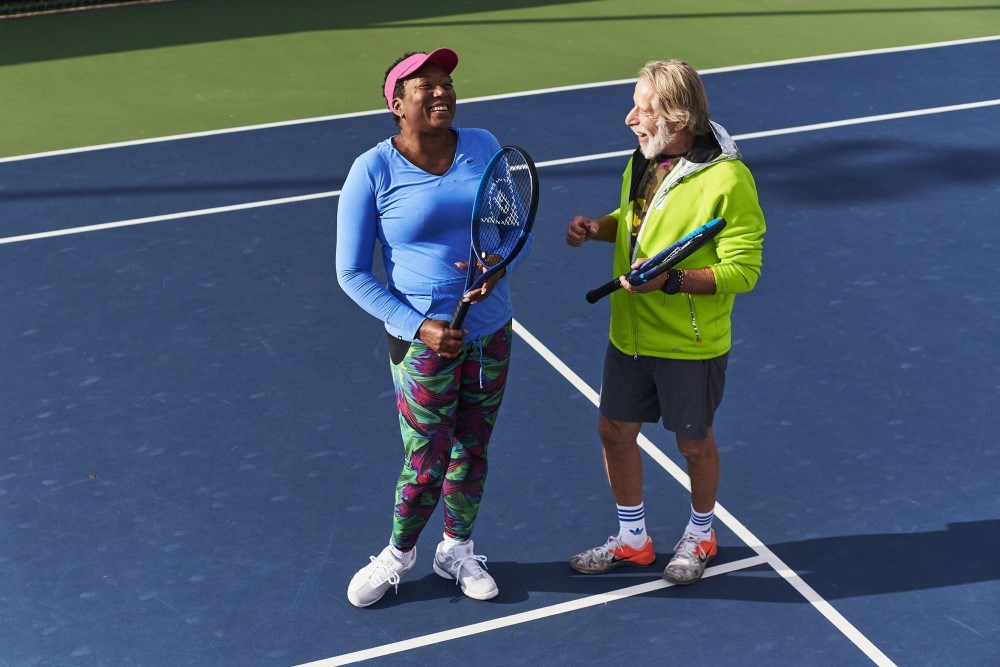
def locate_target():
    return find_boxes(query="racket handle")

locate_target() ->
[586,278,622,304]
[627,260,671,286]
[450,299,470,330]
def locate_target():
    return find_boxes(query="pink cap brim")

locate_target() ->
[383,47,459,110]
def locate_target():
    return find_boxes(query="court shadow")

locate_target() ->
[386,520,1000,606]
[0,0,595,65]
[362,549,687,609]
[754,519,1000,603]
[749,138,1000,206]
[5,2,997,65]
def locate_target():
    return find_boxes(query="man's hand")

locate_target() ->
[566,216,599,247]
[619,257,670,293]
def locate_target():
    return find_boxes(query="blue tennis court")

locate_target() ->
[1,36,999,666]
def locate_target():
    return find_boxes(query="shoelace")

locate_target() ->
[594,535,624,559]
[673,534,706,561]
[365,555,403,593]
[450,553,490,583]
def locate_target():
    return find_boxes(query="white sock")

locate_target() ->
[684,504,714,538]
[389,543,414,564]
[441,533,466,546]
[617,502,648,548]
[439,533,471,555]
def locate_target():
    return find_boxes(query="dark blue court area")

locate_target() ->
[1,38,999,666]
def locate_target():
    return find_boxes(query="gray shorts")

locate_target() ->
[599,342,728,439]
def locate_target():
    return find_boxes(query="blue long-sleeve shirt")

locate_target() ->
[336,127,530,342]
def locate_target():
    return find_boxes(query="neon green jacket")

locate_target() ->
[607,121,765,360]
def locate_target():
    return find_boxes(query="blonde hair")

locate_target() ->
[638,60,711,136]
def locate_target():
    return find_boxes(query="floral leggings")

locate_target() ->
[388,322,511,551]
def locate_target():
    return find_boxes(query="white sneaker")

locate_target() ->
[432,539,498,600]
[347,545,415,608]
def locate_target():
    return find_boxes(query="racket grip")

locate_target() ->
[450,299,470,330]
[586,278,621,304]
[628,261,671,286]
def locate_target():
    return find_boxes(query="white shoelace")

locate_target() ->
[365,555,403,592]
[597,535,624,558]
[451,553,489,583]
[673,534,706,560]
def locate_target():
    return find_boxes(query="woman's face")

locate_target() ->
[393,63,456,131]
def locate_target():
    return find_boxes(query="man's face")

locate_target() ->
[625,80,680,160]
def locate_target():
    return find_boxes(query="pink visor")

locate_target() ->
[383,48,459,110]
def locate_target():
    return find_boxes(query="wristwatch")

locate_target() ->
[661,269,684,295]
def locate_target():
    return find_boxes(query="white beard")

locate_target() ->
[638,118,677,160]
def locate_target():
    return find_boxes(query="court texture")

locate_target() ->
[1,2,999,665]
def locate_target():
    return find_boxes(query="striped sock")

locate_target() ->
[617,502,647,548]
[685,504,714,538]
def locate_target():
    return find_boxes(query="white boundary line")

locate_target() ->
[2,98,997,248]
[0,34,996,165]
[303,556,768,666]
[0,190,340,246]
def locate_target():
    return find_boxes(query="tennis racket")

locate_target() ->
[585,217,726,303]
[449,145,538,329]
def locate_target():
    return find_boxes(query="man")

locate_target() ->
[565,60,764,585]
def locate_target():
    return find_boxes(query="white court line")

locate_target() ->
[2,99,997,247]
[0,34,996,165]
[535,99,1000,167]
[301,556,768,666]
[0,190,340,246]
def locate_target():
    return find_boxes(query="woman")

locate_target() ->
[336,48,530,607]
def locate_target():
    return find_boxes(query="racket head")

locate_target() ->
[464,145,538,292]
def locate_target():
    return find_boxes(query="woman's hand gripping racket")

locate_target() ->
[585,217,726,303]
[450,145,539,329]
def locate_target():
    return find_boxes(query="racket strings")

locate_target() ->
[472,151,533,262]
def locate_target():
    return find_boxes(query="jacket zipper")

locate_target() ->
[686,294,703,345]
[628,291,640,359]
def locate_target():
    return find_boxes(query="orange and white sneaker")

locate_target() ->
[662,529,717,585]
[569,535,655,574]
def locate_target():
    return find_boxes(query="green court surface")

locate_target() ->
[1,0,998,158]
